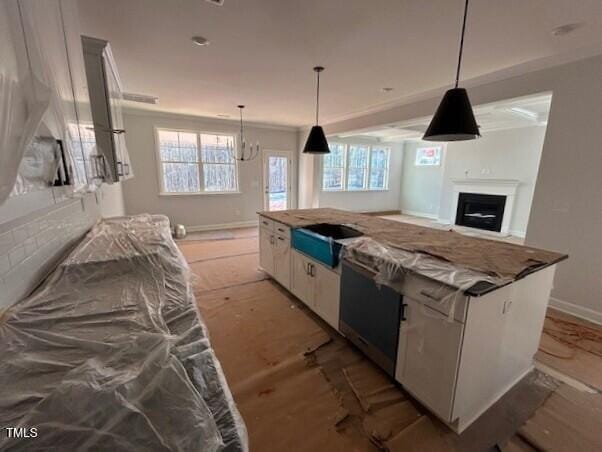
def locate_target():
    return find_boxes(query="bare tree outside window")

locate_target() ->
[157,129,238,194]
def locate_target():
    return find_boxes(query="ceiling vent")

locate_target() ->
[205,0,224,5]
[122,92,158,104]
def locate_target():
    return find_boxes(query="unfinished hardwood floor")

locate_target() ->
[177,227,601,452]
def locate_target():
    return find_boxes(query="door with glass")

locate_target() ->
[263,151,292,211]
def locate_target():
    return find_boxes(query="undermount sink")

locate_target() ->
[291,223,364,267]
[302,223,364,240]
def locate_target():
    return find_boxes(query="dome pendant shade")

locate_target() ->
[303,125,330,154]
[303,66,330,154]
[423,88,480,142]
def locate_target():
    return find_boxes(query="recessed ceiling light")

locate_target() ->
[381,87,394,93]
[552,22,585,36]
[191,36,210,46]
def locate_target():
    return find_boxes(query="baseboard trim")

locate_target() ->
[401,210,439,220]
[509,230,526,238]
[362,210,402,216]
[187,220,258,233]
[549,297,602,325]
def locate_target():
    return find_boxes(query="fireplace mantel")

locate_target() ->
[450,179,520,236]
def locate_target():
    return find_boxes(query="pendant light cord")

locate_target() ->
[455,0,469,88]
[315,70,320,125]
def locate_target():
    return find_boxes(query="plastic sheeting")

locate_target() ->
[341,236,510,321]
[0,215,247,451]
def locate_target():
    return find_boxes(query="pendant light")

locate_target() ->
[303,66,330,154]
[423,0,480,142]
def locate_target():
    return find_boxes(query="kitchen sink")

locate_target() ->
[302,223,364,240]
[291,223,363,267]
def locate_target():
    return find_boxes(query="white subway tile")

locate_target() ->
[8,245,26,267]
[12,224,29,244]
[0,255,10,276]
[0,231,14,255]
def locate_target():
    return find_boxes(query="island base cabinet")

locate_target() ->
[259,227,275,275]
[396,297,463,422]
[273,236,291,289]
[259,218,291,290]
[314,263,340,330]
[291,250,340,331]
[291,250,314,306]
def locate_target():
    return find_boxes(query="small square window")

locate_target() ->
[415,146,442,166]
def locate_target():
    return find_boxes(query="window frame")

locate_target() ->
[321,143,391,192]
[155,127,240,196]
[368,146,390,190]
[415,145,442,167]
[321,142,347,191]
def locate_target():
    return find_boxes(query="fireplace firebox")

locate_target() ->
[455,193,506,232]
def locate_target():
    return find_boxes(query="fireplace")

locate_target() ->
[455,192,506,232]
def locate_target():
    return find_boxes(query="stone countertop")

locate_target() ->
[258,208,568,289]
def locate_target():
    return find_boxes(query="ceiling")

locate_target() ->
[77,0,602,127]
[338,93,552,143]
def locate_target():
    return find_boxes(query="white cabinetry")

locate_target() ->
[82,36,132,183]
[291,250,314,306]
[291,249,340,330]
[395,265,556,432]
[259,227,275,275]
[258,216,291,290]
[396,298,463,422]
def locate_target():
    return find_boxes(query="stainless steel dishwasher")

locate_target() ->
[339,261,404,377]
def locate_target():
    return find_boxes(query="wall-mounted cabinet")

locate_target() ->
[0,0,128,202]
[82,36,132,183]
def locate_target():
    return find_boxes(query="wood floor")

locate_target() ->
[178,226,601,452]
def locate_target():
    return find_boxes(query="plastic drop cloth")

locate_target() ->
[0,215,247,452]
[341,236,511,321]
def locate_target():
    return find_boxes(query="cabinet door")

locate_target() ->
[273,235,291,290]
[397,297,463,422]
[315,264,340,330]
[291,251,314,307]
[259,228,274,275]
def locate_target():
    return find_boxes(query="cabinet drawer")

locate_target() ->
[400,274,468,323]
[259,216,274,231]
[274,221,290,238]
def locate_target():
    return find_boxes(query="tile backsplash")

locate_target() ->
[0,189,100,307]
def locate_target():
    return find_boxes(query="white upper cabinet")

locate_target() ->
[82,36,132,183]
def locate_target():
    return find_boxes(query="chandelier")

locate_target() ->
[231,105,259,161]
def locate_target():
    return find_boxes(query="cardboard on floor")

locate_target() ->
[181,229,600,452]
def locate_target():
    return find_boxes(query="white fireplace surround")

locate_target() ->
[450,179,520,236]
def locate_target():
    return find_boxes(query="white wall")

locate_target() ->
[121,110,298,229]
[400,126,545,235]
[319,54,602,323]
[400,142,446,218]
[439,126,546,236]
[317,140,403,213]
[99,182,126,218]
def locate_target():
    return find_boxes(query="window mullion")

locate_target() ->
[344,144,349,190]
[197,133,204,192]
[366,146,372,190]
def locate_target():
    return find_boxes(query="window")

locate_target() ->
[369,146,390,190]
[200,133,237,192]
[347,145,369,190]
[322,143,346,190]
[415,146,442,166]
[157,129,238,194]
[321,143,390,191]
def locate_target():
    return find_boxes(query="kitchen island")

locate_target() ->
[257,208,567,433]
